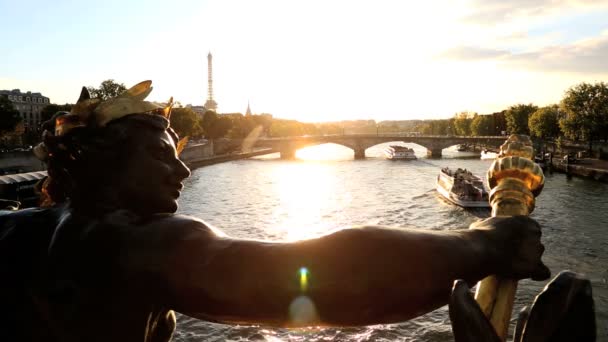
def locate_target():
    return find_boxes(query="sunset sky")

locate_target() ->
[1,0,607,122]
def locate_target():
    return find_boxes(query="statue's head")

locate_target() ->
[36,81,190,216]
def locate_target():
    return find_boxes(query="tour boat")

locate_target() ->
[456,144,469,152]
[0,171,47,208]
[436,167,490,208]
[384,145,417,160]
[480,150,498,160]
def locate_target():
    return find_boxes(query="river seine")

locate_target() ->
[174,142,608,341]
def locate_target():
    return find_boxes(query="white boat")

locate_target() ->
[436,167,490,208]
[480,150,498,160]
[456,144,470,152]
[384,145,417,160]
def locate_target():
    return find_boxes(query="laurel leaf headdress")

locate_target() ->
[57,80,172,134]
[34,81,183,161]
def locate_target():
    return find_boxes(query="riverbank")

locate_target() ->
[184,148,274,169]
[548,157,608,182]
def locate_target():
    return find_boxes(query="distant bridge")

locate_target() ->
[214,134,507,159]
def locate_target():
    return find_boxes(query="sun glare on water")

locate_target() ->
[268,145,354,241]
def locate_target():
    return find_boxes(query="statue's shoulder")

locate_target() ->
[0,206,64,259]
[90,211,225,243]
[0,206,63,237]
[138,213,226,239]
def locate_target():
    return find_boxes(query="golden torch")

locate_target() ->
[475,134,545,340]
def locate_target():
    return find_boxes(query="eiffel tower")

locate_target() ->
[204,52,218,111]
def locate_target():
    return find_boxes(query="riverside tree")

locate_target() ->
[202,110,232,139]
[560,82,608,151]
[0,95,22,134]
[453,112,474,136]
[528,105,560,140]
[170,107,203,139]
[505,104,538,135]
[87,79,127,100]
[420,119,450,135]
[470,114,494,136]
[268,119,310,137]
[227,113,258,139]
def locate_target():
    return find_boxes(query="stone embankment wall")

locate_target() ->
[548,158,608,183]
[543,140,608,159]
[181,140,274,169]
[0,151,45,174]
[180,141,215,164]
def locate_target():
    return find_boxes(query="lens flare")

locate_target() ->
[288,295,319,325]
[299,267,309,292]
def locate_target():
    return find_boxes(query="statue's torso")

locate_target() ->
[0,207,176,342]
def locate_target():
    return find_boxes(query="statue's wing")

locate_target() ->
[520,271,596,342]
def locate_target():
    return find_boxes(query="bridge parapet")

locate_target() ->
[214,135,508,159]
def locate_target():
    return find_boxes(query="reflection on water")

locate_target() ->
[269,162,344,241]
[176,143,608,341]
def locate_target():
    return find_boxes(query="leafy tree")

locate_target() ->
[453,112,474,136]
[492,111,506,135]
[170,107,203,138]
[436,120,450,135]
[447,118,456,135]
[251,114,273,136]
[420,122,432,135]
[41,103,73,123]
[210,117,233,139]
[269,119,306,137]
[560,82,608,151]
[528,105,560,139]
[505,104,538,135]
[301,122,320,135]
[87,79,127,100]
[201,110,232,139]
[420,119,449,135]
[470,114,494,136]
[202,110,218,136]
[228,113,258,139]
[0,95,22,133]
[317,122,342,135]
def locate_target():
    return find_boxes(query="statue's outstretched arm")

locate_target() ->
[119,215,547,328]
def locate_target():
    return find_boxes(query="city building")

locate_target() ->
[187,105,207,115]
[0,89,49,131]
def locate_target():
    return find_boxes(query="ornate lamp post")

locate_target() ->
[476,134,545,340]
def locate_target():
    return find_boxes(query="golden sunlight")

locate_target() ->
[269,162,342,241]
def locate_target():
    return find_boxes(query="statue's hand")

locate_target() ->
[471,216,550,281]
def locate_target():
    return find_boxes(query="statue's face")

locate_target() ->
[117,127,191,215]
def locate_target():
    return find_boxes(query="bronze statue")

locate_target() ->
[0,81,556,342]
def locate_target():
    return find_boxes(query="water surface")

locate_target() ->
[175,143,608,341]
